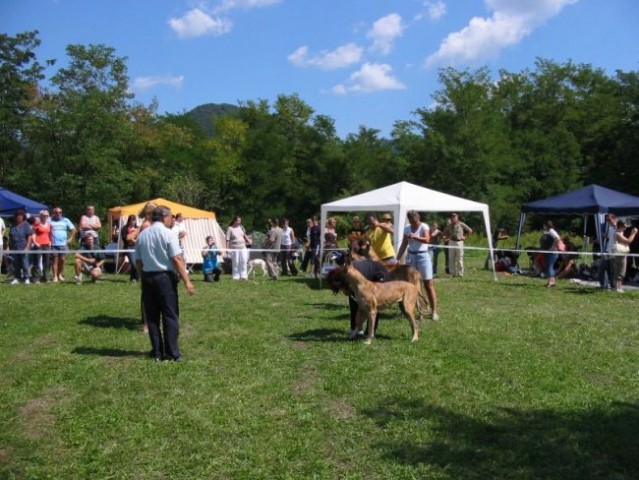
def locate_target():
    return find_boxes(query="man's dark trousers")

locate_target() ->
[142,271,180,360]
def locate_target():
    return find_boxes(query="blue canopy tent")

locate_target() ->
[516,184,639,252]
[0,187,49,217]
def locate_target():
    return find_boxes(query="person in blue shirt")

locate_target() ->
[201,235,222,282]
[135,206,194,362]
[49,207,77,282]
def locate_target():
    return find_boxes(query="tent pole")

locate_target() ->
[516,213,526,251]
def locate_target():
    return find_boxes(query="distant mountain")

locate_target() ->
[186,103,240,137]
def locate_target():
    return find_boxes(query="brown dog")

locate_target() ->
[351,250,429,319]
[385,264,429,319]
[342,262,419,344]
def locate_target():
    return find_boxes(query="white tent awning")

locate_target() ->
[320,181,496,280]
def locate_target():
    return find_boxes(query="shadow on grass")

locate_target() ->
[289,277,325,290]
[564,287,602,295]
[494,282,533,288]
[72,346,147,358]
[362,397,639,479]
[307,302,345,311]
[288,328,392,343]
[80,315,141,330]
[288,328,350,342]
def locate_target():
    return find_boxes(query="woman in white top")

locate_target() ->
[226,215,251,280]
[611,220,638,293]
[279,218,298,276]
[541,220,560,287]
[396,210,439,321]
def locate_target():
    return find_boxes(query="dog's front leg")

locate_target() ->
[363,308,377,345]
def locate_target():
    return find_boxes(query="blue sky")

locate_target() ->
[3,0,638,138]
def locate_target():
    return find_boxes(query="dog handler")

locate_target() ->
[396,210,439,321]
[135,206,195,362]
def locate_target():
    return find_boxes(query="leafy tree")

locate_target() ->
[0,31,45,184]
[396,67,515,229]
[342,126,406,196]
[22,44,138,218]
[230,94,346,230]
[202,115,249,212]
[581,70,639,193]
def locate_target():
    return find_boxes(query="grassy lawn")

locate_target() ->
[1,252,638,479]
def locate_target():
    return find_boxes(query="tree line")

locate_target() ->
[2,31,638,235]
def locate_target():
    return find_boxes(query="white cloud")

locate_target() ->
[168,8,232,38]
[426,1,447,21]
[169,0,279,38]
[367,13,405,55]
[132,75,185,92]
[426,0,578,66]
[215,0,281,13]
[415,1,447,22]
[332,62,406,95]
[288,43,364,70]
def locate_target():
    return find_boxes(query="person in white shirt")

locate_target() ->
[173,213,187,253]
[279,218,298,276]
[79,205,102,246]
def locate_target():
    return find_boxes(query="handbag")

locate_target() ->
[613,242,630,254]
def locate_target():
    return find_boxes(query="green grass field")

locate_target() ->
[1,252,638,479]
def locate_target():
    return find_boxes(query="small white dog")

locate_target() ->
[247,258,267,277]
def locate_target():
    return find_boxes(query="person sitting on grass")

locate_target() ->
[201,236,222,282]
[557,238,579,280]
[74,234,105,283]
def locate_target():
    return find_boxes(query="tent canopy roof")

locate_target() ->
[521,184,639,215]
[108,198,216,220]
[320,181,496,279]
[322,181,488,213]
[0,187,48,217]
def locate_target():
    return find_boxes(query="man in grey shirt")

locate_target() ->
[135,206,194,362]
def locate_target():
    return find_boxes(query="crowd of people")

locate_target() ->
[2,206,96,284]
[3,205,638,293]
[0,206,488,288]
[524,214,639,292]
[0,202,195,285]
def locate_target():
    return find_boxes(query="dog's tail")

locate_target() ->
[415,284,429,320]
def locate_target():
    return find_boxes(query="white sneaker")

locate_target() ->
[431,313,440,322]
[24,279,30,285]
[10,279,19,285]
[615,288,625,294]
[74,275,82,284]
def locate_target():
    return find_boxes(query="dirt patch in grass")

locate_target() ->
[291,366,319,396]
[328,399,357,420]
[290,341,310,350]
[12,334,58,362]
[19,385,66,440]
[0,448,12,465]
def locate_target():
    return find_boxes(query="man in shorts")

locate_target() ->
[49,207,77,282]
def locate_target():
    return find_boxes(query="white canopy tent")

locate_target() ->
[320,181,497,280]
